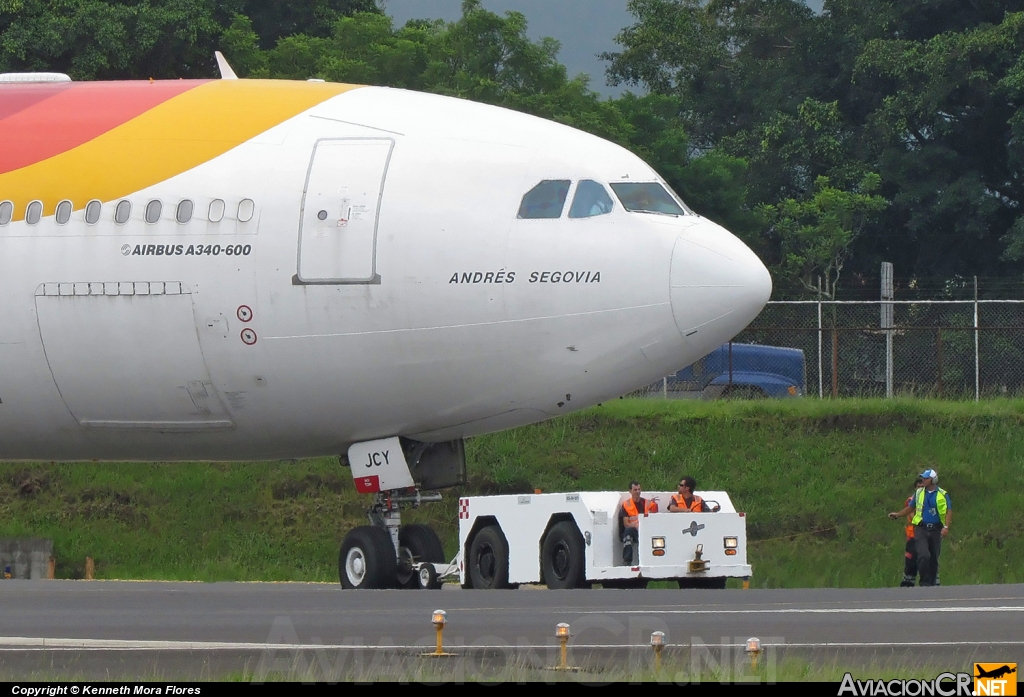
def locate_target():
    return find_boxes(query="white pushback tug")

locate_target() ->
[341,439,750,589]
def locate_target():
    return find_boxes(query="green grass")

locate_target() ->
[2,398,1023,586]
[0,653,968,683]
[239,655,966,684]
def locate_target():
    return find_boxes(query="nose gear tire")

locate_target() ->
[339,526,397,589]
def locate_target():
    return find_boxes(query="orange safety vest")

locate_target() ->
[670,494,704,512]
[905,494,915,540]
[622,497,657,525]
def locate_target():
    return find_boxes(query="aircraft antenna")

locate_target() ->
[215,51,238,80]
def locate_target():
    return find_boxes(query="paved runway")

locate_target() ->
[2,581,1023,680]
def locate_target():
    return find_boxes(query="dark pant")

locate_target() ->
[901,538,918,585]
[621,528,638,564]
[914,524,942,586]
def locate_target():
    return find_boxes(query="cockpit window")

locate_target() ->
[518,180,570,219]
[568,180,614,219]
[609,182,687,216]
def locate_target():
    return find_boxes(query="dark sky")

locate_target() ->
[381,1,825,98]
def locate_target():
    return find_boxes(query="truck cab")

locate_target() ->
[669,343,805,399]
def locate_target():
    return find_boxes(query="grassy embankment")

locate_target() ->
[0,657,960,683]
[1,399,1022,587]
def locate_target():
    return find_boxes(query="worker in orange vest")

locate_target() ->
[668,476,720,513]
[899,476,925,587]
[619,480,658,565]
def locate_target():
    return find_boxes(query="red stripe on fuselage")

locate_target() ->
[0,83,70,122]
[0,80,209,175]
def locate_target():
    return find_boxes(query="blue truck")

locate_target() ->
[666,343,806,399]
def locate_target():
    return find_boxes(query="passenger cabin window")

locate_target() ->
[238,198,254,222]
[26,200,42,225]
[209,199,225,222]
[114,200,132,224]
[609,182,687,216]
[518,180,570,219]
[176,200,194,224]
[145,200,162,224]
[55,200,73,225]
[569,180,614,219]
[0,200,12,226]
[85,200,102,225]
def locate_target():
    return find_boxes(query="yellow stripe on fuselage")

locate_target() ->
[0,80,360,221]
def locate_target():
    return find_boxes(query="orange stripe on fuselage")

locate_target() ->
[0,81,204,175]
[0,79,361,221]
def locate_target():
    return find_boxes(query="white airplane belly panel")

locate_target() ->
[35,283,232,430]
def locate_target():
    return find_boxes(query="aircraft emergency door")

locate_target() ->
[297,138,394,284]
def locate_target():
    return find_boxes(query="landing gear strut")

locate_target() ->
[338,436,465,590]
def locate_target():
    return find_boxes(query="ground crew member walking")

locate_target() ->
[889,468,951,587]
[900,476,924,587]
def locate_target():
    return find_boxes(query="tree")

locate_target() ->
[0,0,379,79]
[606,0,822,150]
[760,174,887,298]
[237,0,378,49]
[0,0,225,79]
[855,11,1024,277]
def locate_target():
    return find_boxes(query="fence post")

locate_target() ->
[935,328,943,398]
[974,276,980,402]
[831,326,839,398]
[876,262,892,397]
[817,299,823,399]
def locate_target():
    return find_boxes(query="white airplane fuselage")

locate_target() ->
[0,79,771,461]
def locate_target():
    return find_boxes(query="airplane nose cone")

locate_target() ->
[669,221,772,351]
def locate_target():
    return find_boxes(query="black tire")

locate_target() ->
[338,526,397,589]
[542,521,587,589]
[677,577,727,589]
[417,563,439,590]
[468,525,511,589]
[396,524,445,589]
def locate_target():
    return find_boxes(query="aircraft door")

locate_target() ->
[297,138,394,284]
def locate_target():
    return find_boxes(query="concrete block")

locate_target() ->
[0,539,54,580]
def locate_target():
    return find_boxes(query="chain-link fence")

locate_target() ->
[634,300,1024,400]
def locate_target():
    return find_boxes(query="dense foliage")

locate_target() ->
[3,0,1024,297]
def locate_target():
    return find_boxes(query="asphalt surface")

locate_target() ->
[2,581,1023,680]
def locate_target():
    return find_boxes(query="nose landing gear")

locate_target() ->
[338,490,455,589]
[338,436,465,590]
